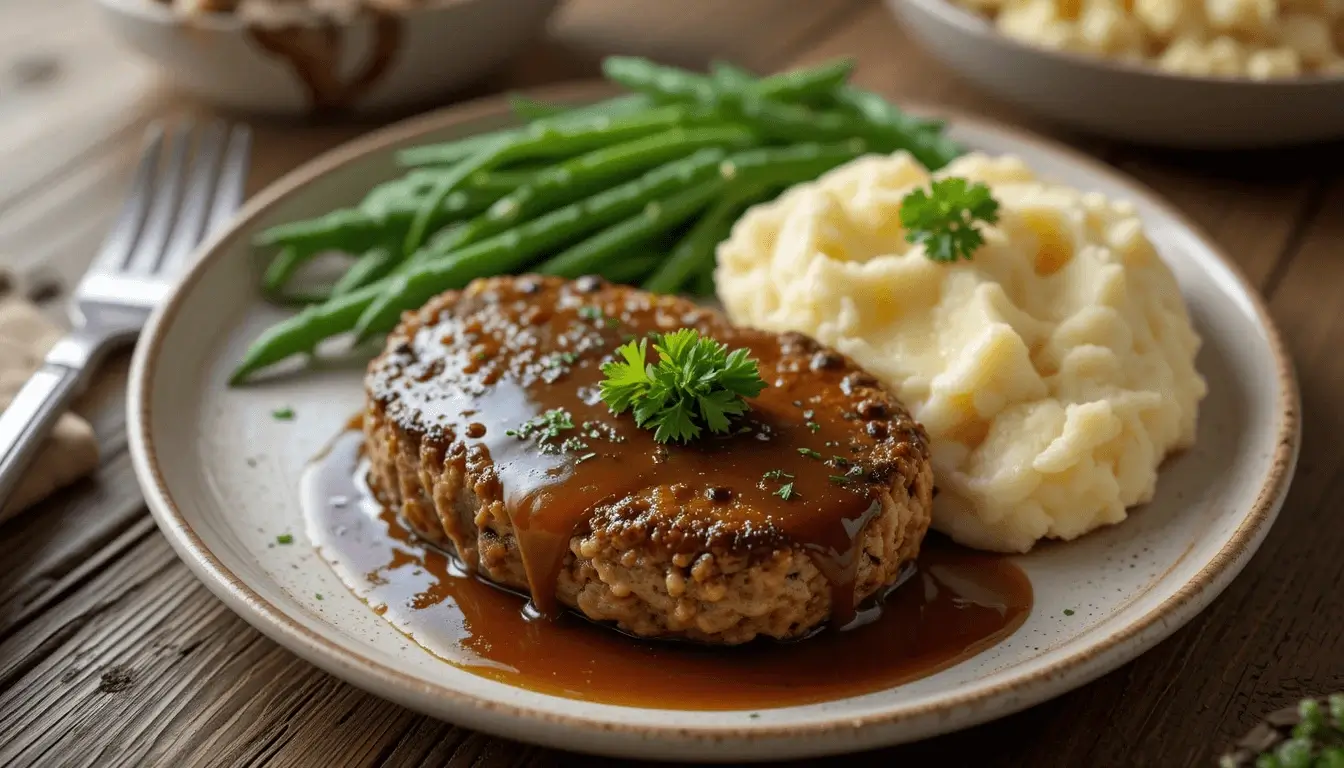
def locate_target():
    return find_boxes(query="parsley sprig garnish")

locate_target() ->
[900,177,1000,263]
[599,328,767,444]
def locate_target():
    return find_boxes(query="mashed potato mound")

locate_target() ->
[716,152,1207,553]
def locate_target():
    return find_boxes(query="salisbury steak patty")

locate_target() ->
[364,275,933,645]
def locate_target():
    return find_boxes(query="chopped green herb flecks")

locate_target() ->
[797,447,822,460]
[276,534,294,545]
[773,482,797,501]
[511,408,581,454]
[829,475,851,485]
[806,421,820,433]
[315,593,324,600]
[1063,608,1075,616]
[516,408,574,439]
[578,305,605,322]
[762,469,794,481]
[272,407,295,420]
[542,352,574,369]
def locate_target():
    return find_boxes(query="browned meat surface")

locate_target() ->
[364,275,934,645]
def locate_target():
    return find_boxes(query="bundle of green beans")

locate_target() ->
[230,56,962,384]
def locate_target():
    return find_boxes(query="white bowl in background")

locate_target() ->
[887,0,1344,148]
[96,0,560,115]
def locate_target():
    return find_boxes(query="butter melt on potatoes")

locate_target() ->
[716,152,1207,553]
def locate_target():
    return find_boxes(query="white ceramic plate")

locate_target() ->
[128,83,1299,761]
[887,0,1344,148]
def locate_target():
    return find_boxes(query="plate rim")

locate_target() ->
[126,80,1301,752]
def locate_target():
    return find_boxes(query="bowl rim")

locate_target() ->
[891,0,1344,88]
[96,0,516,30]
[127,79,1301,750]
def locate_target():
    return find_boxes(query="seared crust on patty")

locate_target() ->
[364,275,933,644]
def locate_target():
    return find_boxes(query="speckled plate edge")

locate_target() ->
[126,81,1301,761]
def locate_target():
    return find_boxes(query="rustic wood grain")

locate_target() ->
[0,0,1340,766]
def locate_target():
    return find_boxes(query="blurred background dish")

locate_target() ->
[96,0,561,115]
[947,0,1344,80]
[887,0,1344,147]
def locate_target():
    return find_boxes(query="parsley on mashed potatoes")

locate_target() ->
[716,152,1207,553]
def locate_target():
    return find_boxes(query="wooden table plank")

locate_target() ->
[0,0,1338,766]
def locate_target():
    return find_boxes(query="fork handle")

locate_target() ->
[0,348,91,508]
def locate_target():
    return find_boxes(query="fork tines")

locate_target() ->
[98,120,252,276]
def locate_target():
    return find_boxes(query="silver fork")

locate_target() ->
[0,120,252,507]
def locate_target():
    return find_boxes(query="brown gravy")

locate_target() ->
[248,9,402,113]
[303,431,1033,710]
[366,278,936,629]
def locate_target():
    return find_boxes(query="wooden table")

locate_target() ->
[1,1,1340,765]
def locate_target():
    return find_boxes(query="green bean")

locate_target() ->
[261,209,383,253]
[642,185,764,294]
[357,179,408,214]
[403,104,710,254]
[466,169,535,194]
[256,190,494,254]
[386,141,859,333]
[598,252,665,285]
[229,281,388,384]
[331,246,398,297]
[834,86,947,134]
[388,168,534,200]
[402,136,510,255]
[395,94,654,166]
[754,58,855,102]
[351,147,732,340]
[710,60,757,89]
[603,56,720,102]
[729,98,960,170]
[560,93,655,120]
[833,86,959,162]
[262,247,309,295]
[712,59,855,103]
[405,146,730,268]
[396,134,502,169]
[722,140,869,187]
[270,287,335,307]
[628,140,864,293]
[421,124,757,263]
[538,180,725,278]
[602,56,959,169]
